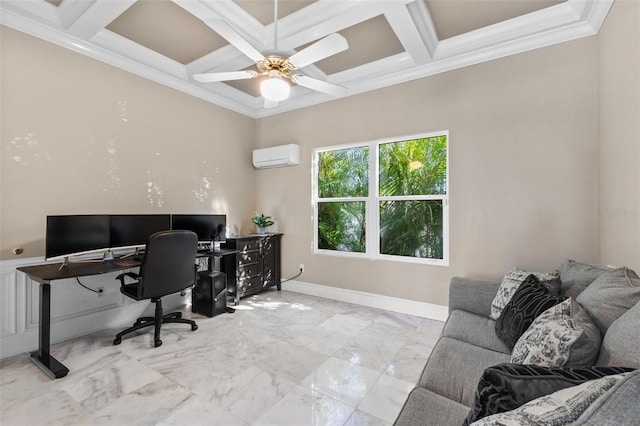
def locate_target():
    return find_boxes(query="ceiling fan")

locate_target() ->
[193,0,349,107]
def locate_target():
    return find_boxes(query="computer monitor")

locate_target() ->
[171,214,226,243]
[45,215,110,261]
[109,214,172,251]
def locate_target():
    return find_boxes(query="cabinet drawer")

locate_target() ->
[238,240,258,252]
[238,276,259,294]
[237,250,258,265]
[238,263,259,279]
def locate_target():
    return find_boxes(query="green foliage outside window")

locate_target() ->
[379,200,443,259]
[317,146,368,252]
[316,134,447,261]
[318,201,366,252]
[318,146,369,198]
[378,135,447,259]
[379,136,447,196]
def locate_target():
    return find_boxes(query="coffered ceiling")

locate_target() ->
[0,0,612,118]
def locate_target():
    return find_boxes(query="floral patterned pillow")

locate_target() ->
[511,298,602,368]
[470,372,630,426]
[490,267,561,320]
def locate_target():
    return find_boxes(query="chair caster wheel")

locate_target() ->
[114,338,121,345]
[191,324,198,331]
[154,339,162,347]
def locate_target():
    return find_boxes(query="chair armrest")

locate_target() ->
[115,271,140,286]
[449,276,502,317]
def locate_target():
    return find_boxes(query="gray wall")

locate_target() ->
[597,0,640,272]
[0,27,257,260]
[256,37,599,306]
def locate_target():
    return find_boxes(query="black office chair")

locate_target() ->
[113,230,199,347]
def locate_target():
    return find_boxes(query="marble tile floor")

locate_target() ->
[0,290,443,426]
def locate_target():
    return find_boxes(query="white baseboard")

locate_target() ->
[283,280,449,322]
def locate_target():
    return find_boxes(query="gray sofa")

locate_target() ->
[394,260,640,425]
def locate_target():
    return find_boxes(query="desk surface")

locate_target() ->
[17,260,141,283]
[18,248,238,283]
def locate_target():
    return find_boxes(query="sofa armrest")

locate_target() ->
[449,276,502,317]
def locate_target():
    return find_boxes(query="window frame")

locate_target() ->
[312,130,449,266]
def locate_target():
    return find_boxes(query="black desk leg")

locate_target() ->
[30,282,69,379]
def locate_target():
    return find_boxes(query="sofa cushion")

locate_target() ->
[597,301,640,368]
[393,387,469,426]
[495,280,564,349]
[511,298,601,368]
[463,363,635,425]
[576,267,640,335]
[449,277,503,318]
[419,337,511,407]
[469,372,632,425]
[442,310,510,354]
[559,259,615,298]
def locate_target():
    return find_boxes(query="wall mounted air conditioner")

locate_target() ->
[252,144,300,169]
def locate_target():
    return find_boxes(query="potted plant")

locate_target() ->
[252,213,274,234]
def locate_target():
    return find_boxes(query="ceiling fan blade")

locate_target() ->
[264,99,279,108]
[193,70,257,83]
[293,75,347,97]
[204,18,265,62]
[288,33,348,69]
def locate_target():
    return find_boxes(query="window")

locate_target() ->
[313,131,448,265]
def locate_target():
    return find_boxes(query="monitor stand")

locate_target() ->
[58,257,70,270]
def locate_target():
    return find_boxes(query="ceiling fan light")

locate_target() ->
[260,73,290,102]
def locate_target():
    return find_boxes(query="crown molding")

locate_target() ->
[0,0,614,119]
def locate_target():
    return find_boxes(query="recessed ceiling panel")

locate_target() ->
[106,0,228,64]
[425,0,566,40]
[307,15,404,75]
[5,0,611,117]
[234,0,316,25]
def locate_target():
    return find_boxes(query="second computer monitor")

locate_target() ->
[110,214,172,249]
[171,214,226,243]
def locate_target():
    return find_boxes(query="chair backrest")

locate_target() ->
[138,230,198,300]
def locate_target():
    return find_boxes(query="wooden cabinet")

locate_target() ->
[221,234,282,305]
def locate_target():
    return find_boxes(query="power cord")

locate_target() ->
[280,267,303,284]
[75,278,104,294]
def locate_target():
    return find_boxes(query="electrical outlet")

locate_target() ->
[97,286,104,296]
[299,264,304,272]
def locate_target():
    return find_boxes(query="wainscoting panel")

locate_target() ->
[0,264,18,337]
[26,273,125,329]
[0,257,186,359]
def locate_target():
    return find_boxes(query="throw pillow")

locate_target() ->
[490,269,540,320]
[463,363,635,425]
[528,269,562,295]
[511,298,602,368]
[576,267,640,335]
[495,280,564,349]
[597,301,640,368]
[469,372,631,426]
[573,369,640,425]
[559,259,615,299]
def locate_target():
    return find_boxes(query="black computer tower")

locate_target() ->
[192,271,227,317]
